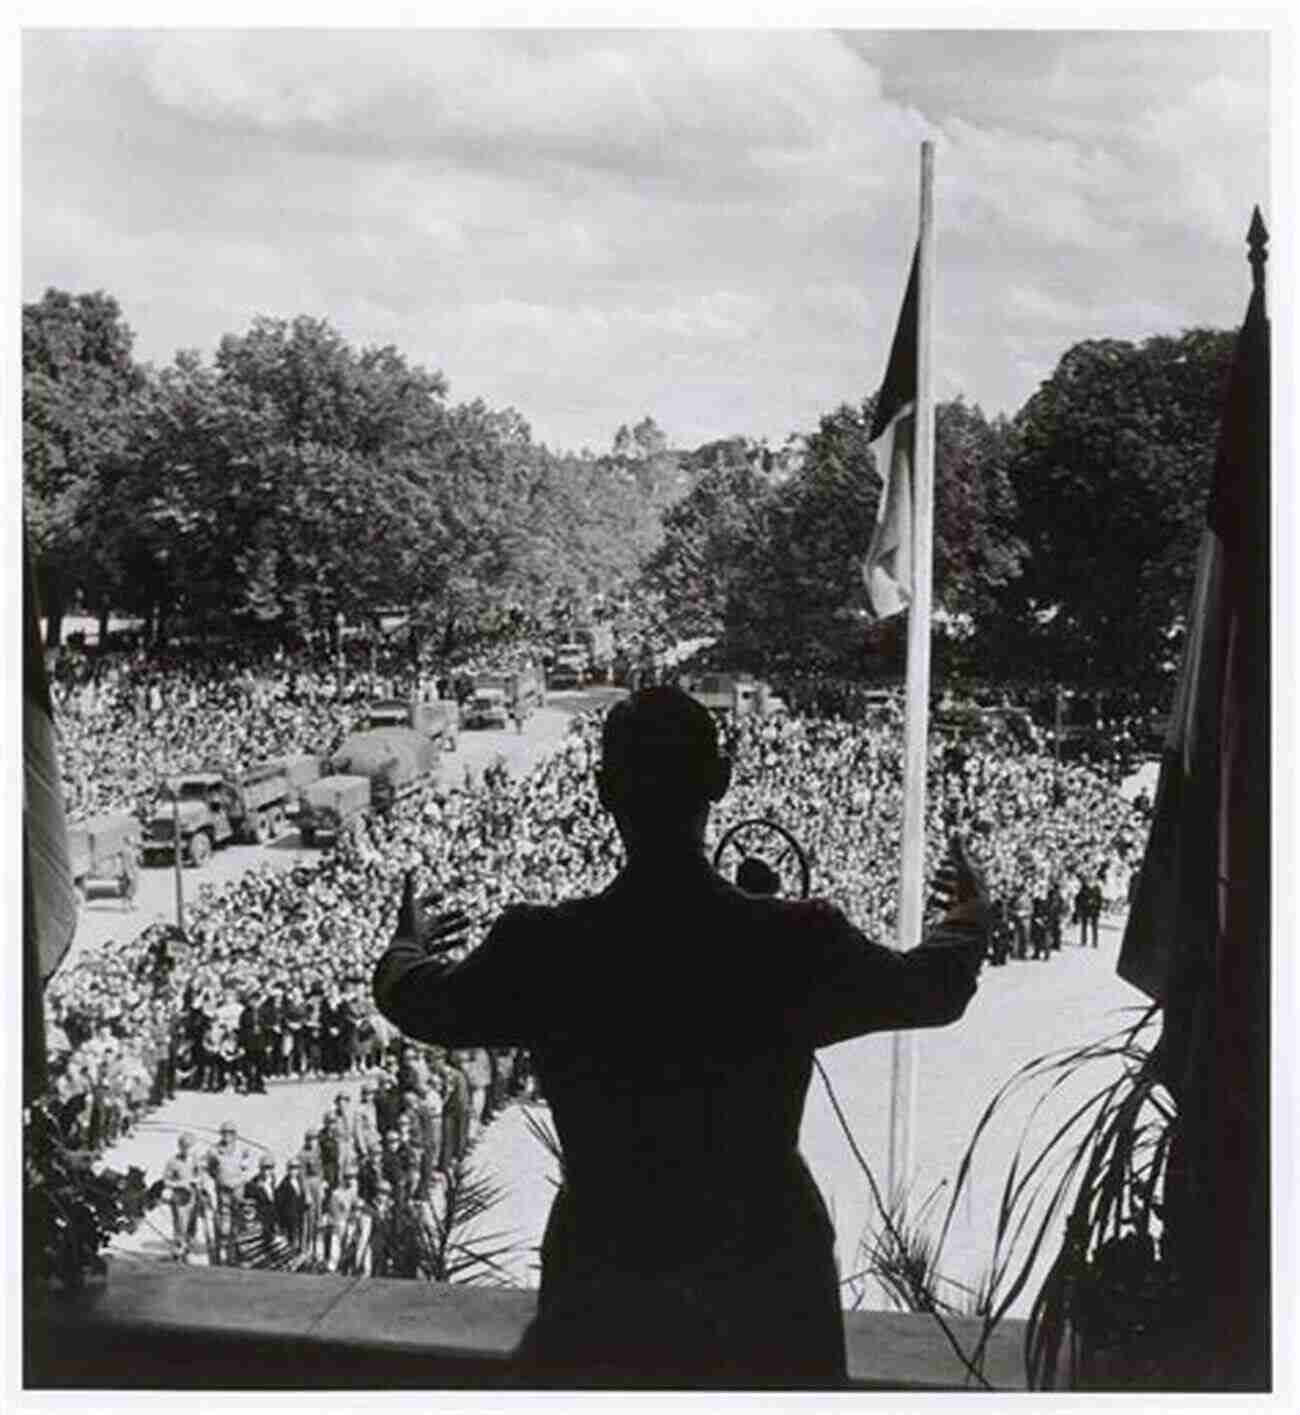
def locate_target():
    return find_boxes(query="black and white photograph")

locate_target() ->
[17,16,1282,1399]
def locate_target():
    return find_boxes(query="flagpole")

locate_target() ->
[887,140,937,1206]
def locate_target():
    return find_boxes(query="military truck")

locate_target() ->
[548,643,588,690]
[464,682,511,729]
[467,665,544,727]
[141,759,297,867]
[688,673,789,718]
[330,726,441,815]
[67,811,141,902]
[934,702,1037,751]
[271,752,324,823]
[367,697,460,751]
[298,774,371,847]
[574,624,615,683]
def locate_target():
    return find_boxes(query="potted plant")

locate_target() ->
[23,1095,161,1294]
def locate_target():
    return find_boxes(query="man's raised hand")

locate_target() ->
[396,870,472,957]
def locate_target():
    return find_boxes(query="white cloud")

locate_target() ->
[21,28,1275,450]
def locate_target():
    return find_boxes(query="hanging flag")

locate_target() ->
[1118,209,1269,1008]
[1116,208,1270,1387]
[24,543,78,985]
[863,245,920,618]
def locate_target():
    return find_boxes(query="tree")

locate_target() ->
[641,452,774,646]
[23,290,146,643]
[984,329,1236,690]
[643,399,1023,673]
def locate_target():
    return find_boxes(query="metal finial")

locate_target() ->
[1247,206,1268,294]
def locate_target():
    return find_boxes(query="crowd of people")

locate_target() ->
[158,1045,515,1276]
[41,650,1149,1280]
[48,647,372,820]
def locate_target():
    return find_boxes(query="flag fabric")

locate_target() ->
[24,545,78,985]
[1118,212,1269,1007]
[1116,208,1270,1387]
[863,245,920,618]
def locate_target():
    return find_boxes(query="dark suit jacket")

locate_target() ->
[246,1176,278,1233]
[374,849,985,1388]
[274,1175,308,1240]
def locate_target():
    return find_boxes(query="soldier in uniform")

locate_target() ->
[298,1126,326,1260]
[245,1155,279,1242]
[207,1121,252,1266]
[162,1132,201,1262]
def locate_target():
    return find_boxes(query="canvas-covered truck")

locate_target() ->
[466,665,544,727]
[575,623,615,683]
[271,752,323,823]
[67,811,141,904]
[297,774,371,847]
[141,759,297,868]
[548,642,589,690]
[464,682,511,729]
[367,697,460,751]
[689,673,789,718]
[330,726,441,815]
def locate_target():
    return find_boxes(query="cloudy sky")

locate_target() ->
[21,26,1272,453]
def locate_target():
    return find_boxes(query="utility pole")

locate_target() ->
[170,782,185,934]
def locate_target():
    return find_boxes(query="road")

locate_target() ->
[63,687,624,968]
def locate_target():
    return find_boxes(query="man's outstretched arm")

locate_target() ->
[797,836,990,1048]
[372,874,535,1048]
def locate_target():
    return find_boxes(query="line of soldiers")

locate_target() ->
[159,1046,529,1273]
[986,876,1106,965]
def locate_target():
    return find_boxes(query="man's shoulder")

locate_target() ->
[489,895,599,941]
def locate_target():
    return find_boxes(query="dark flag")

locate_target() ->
[863,245,920,618]
[23,542,79,1096]
[1117,208,1270,1387]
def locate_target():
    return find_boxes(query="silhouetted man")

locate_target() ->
[374,686,988,1389]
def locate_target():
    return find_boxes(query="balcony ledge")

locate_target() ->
[25,1258,1027,1391]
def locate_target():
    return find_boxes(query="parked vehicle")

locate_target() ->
[934,702,1038,750]
[548,644,588,690]
[330,726,441,814]
[367,697,460,751]
[297,774,371,847]
[574,624,614,683]
[466,665,544,727]
[67,811,141,902]
[141,758,297,868]
[688,673,789,718]
[464,685,511,729]
[270,752,323,822]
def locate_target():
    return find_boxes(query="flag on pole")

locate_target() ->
[24,544,78,985]
[863,245,920,618]
[1118,209,1269,1007]
[1116,207,1270,1386]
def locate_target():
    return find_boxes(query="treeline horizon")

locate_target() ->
[25,286,1239,693]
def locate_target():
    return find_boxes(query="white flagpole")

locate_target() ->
[887,140,937,1206]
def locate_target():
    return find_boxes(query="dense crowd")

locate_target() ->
[49,648,371,820]
[156,1052,516,1275]
[46,623,650,823]
[42,678,1148,1278]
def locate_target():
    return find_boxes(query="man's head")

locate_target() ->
[597,687,730,845]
